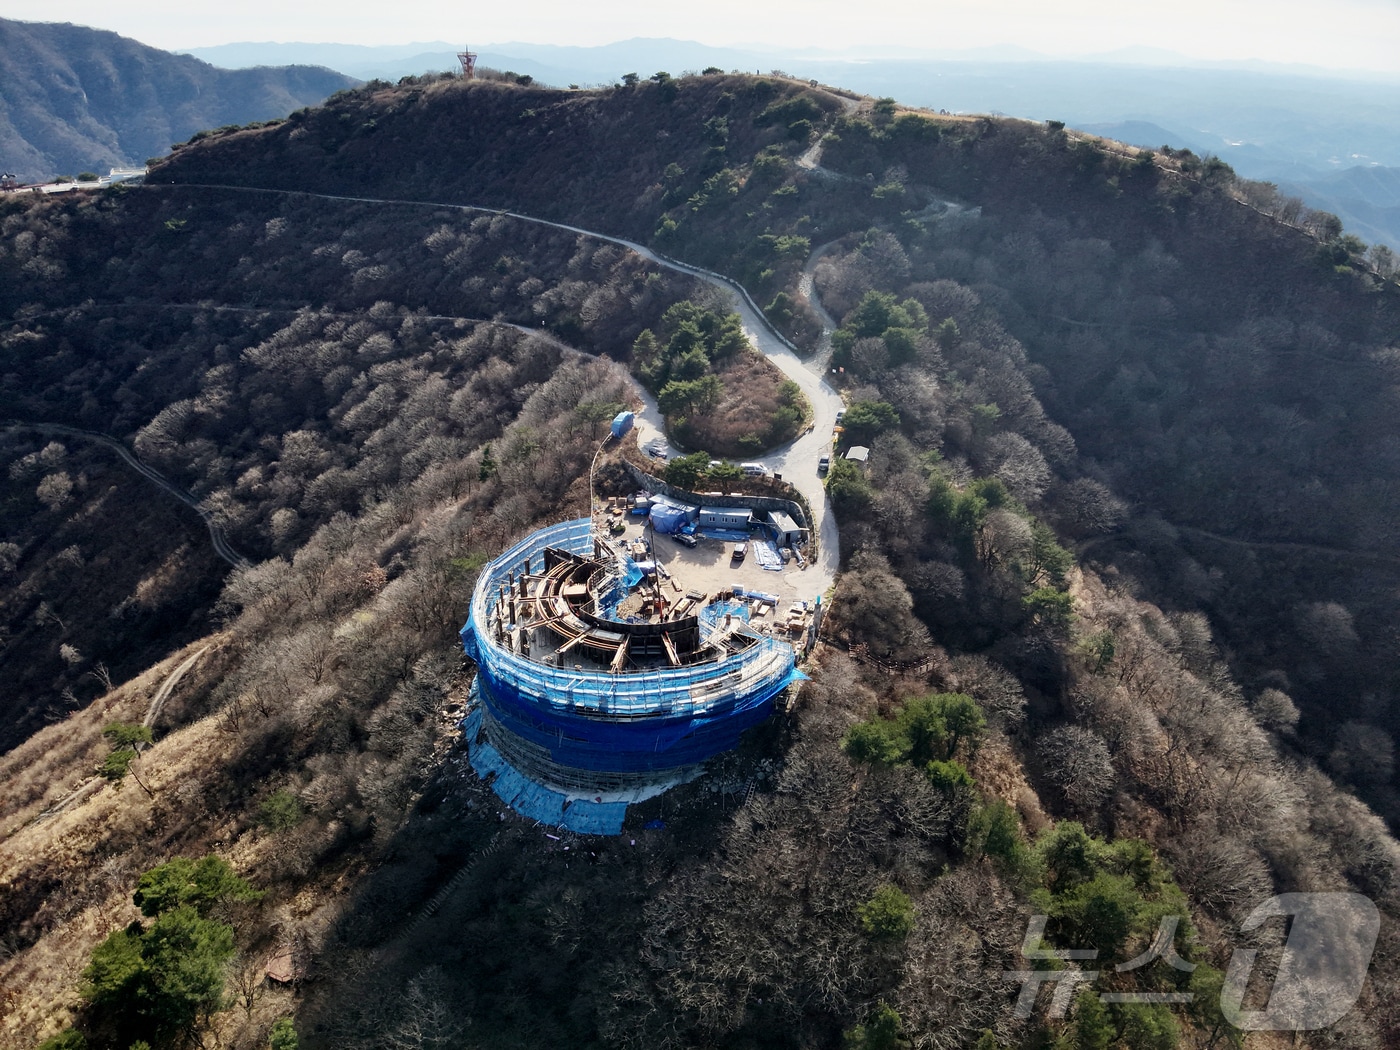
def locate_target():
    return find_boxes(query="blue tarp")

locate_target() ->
[701,599,750,624]
[610,411,635,439]
[649,503,688,534]
[596,557,646,618]
[463,706,629,836]
[701,527,752,542]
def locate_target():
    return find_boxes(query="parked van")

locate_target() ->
[740,462,768,477]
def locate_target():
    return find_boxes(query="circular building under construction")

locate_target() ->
[459,517,804,834]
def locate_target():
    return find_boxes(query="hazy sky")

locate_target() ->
[9,0,1400,72]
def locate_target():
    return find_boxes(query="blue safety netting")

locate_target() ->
[700,599,750,625]
[459,517,804,778]
[700,527,752,542]
[472,668,799,775]
[462,707,629,835]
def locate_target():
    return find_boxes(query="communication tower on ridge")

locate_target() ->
[457,45,478,79]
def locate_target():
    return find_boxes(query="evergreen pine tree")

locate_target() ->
[1072,986,1114,1050]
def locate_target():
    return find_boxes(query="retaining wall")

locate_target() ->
[621,460,809,529]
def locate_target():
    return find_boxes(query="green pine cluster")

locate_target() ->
[77,857,262,1048]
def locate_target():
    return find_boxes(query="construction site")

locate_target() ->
[459,500,817,834]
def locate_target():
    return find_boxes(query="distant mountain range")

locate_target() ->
[184,37,1400,251]
[0,19,355,182]
[1081,120,1400,254]
[1276,168,1400,255]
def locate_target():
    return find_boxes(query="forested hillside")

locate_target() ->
[0,19,355,182]
[2,70,1399,1050]
[157,72,1400,823]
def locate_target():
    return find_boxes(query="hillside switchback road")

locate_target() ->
[173,184,849,594]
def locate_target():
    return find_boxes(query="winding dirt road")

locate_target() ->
[21,642,214,828]
[143,644,212,728]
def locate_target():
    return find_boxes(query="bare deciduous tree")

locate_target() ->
[977,507,1033,570]
[1294,600,1360,652]
[947,654,1026,730]
[381,967,468,1050]
[984,432,1050,504]
[1054,477,1126,535]
[1329,721,1395,786]
[822,550,933,664]
[231,950,268,1020]
[34,600,65,632]
[1252,687,1300,735]
[87,661,114,692]
[1169,824,1274,918]
[1037,725,1117,810]
[36,471,73,510]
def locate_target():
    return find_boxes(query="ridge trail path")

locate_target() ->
[180,184,847,591]
[1174,525,1400,568]
[796,91,863,174]
[1079,524,1400,570]
[19,642,212,829]
[143,644,212,728]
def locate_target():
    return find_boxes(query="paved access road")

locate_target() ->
[2,420,252,569]
[453,209,844,592]
[183,184,846,594]
[600,240,844,592]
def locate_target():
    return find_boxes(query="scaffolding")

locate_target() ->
[462,706,630,834]
[460,518,802,782]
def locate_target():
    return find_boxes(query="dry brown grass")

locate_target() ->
[0,633,252,1049]
[970,733,1050,837]
[0,667,149,836]
[0,608,468,1049]
[0,633,234,835]
[677,346,805,457]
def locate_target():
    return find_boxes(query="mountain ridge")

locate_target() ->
[181,35,1400,250]
[0,18,356,182]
